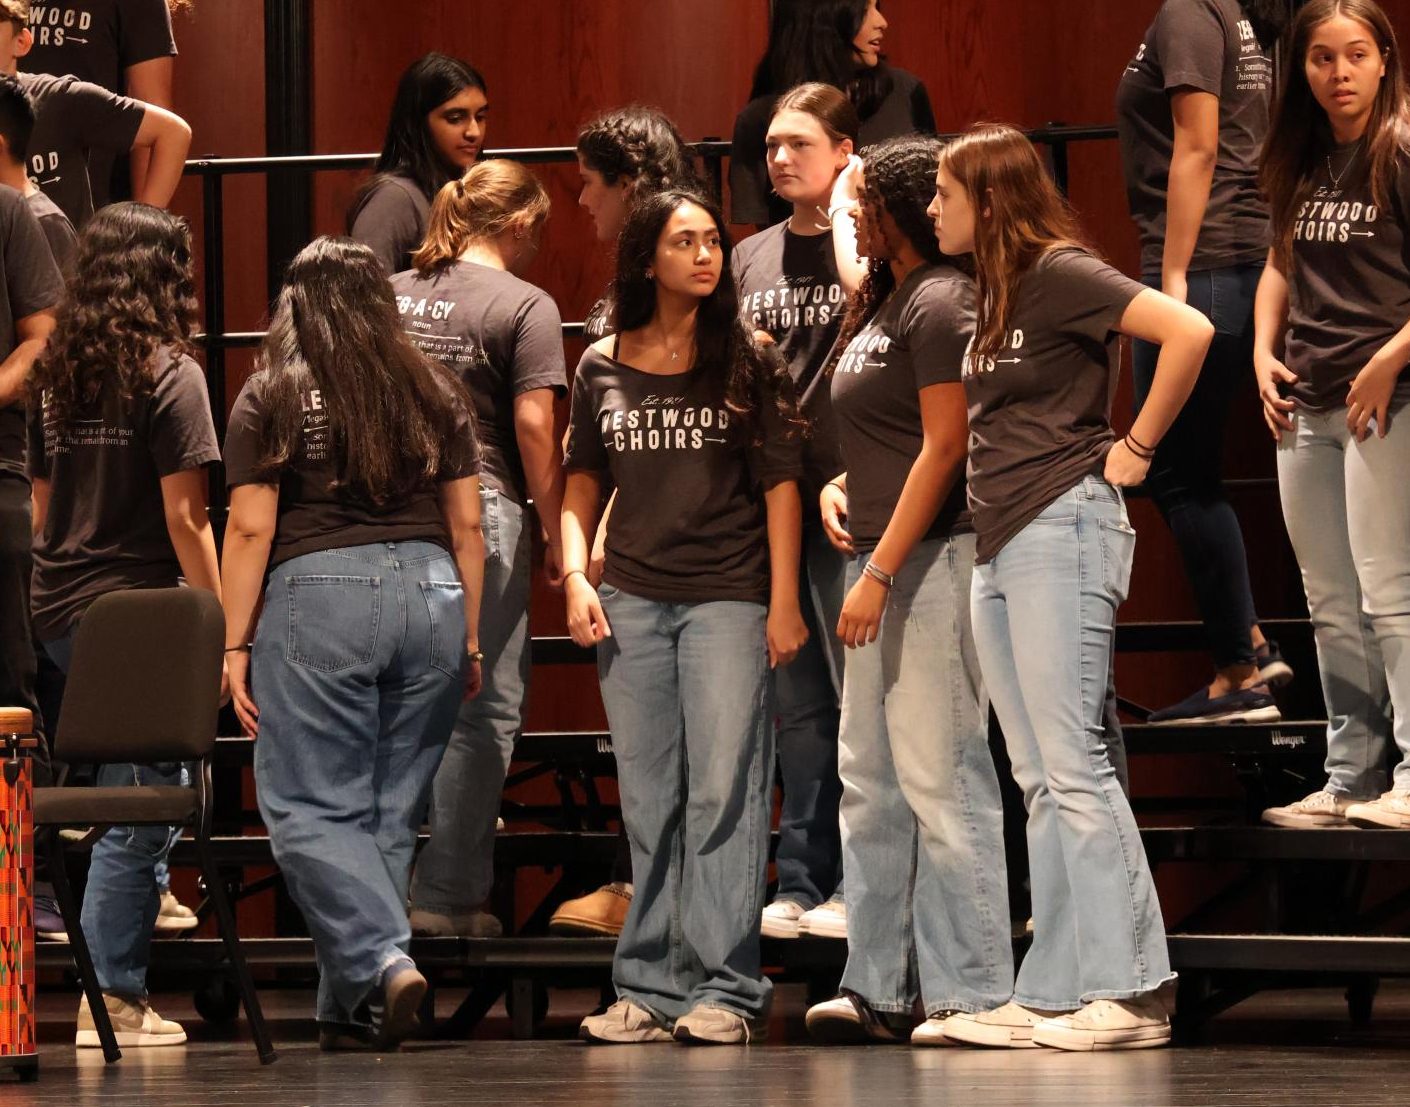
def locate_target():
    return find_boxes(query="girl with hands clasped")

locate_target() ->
[933,125,1210,1053]
[221,237,484,1051]
[1255,0,1410,831]
[561,188,807,1046]
[802,136,1014,1047]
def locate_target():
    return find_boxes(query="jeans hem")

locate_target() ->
[1012,992,1081,1012]
[614,987,679,1026]
[923,994,1013,1018]
[1079,973,1177,1005]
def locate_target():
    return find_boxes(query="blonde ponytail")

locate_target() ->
[412,159,550,274]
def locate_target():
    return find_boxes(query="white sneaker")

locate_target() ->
[76,992,187,1048]
[1261,789,1358,828]
[154,890,199,933]
[1031,995,1170,1051]
[761,899,807,939]
[940,1001,1071,1048]
[408,908,503,938]
[579,999,674,1044]
[1346,790,1410,829]
[673,1005,765,1045]
[798,898,847,939]
[910,1011,962,1047]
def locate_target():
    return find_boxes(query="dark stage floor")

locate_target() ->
[7,983,1410,1106]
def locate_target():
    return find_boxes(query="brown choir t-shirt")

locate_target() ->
[390,260,565,504]
[223,367,481,566]
[830,262,974,553]
[26,348,219,640]
[563,344,802,604]
[963,248,1146,564]
[1115,0,1272,273]
[1285,143,1410,412]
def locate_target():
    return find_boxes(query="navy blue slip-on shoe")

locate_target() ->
[1148,683,1280,725]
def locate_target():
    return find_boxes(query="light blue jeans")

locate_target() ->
[412,489,531,913]
[1277,407,1410,794]
[597,586,774,1021]
[44,630,186,999]
[772,522,847,908]
[972,476,1172,1008]
[253,541,465,1028]
[838,533,1013,1016]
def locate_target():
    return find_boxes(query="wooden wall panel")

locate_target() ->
[179,0,1410,758]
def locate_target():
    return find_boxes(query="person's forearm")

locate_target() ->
[124,58,174,197]
[1253,251,1290,360]
[868,444,964,575]
[1129,332,1209,448]
[30,479,49,537]
[133,115,192,209]
[519,422,566,550]
[451,526,486,649]
[1162,146,1216,286]
[764,481,803,610]
[831,209,867,295]
[561,474,603,574]
[220,534,272,646]
[0,337,48,408]
[166,512,222,600]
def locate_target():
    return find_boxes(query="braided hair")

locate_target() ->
[826,134,946,376]
[575,106,700,194]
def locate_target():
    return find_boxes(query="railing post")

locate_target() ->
[1046,122,1072,197]
[201,169,228,534]
[700,136,724,200]
[264,0,313,299]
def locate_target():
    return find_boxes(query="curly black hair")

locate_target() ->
[576,105,700,194]
[31,203,197,425]
[612,187,804,443]
[826,134,945,376]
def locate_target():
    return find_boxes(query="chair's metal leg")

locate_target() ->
[47,828,121,1063]
[196,833,277,1063]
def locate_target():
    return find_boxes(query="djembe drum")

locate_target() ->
[0,706,37,1082]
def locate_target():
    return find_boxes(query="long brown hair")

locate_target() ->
[412,159,550,275]
[771,81,861,147]
[1261,0,1410,268]
[937,124,1089,361]
[31,203,197,425]
[256,237,473,507]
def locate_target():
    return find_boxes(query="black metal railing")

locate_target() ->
[185,123,1119,521]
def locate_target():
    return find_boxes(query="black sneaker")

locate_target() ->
[1148,683,1280,725]
[1256,640,1294,689]
[804,991,912,1044]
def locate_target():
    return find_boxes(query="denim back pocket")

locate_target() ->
[286,575,381,672]
[1098,514,1137,605]
[421,579,467,677]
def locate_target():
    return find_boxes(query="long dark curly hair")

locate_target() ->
[613,188,804,443]
[826,135,946,376]
[255,236,474,507]
[31,203,197,424]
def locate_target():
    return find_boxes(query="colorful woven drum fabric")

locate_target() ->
[1,745,35,1059]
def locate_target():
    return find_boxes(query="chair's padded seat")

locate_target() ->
[35,785,197,826]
